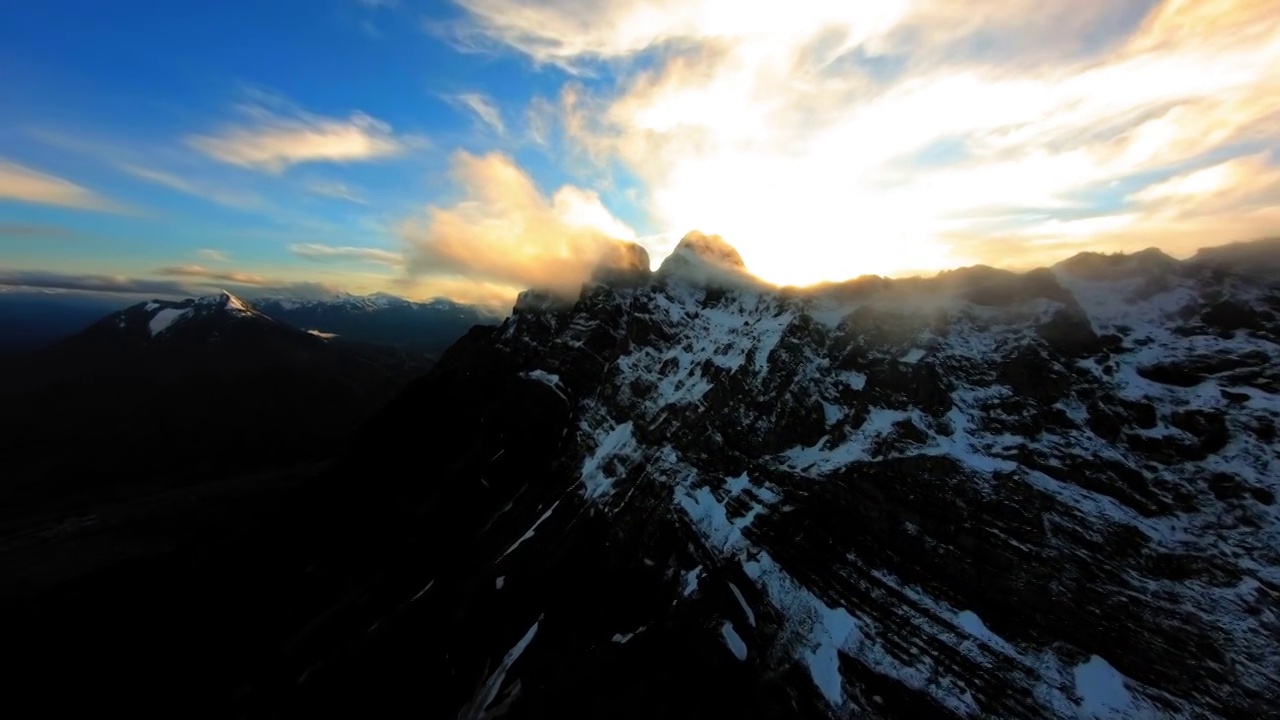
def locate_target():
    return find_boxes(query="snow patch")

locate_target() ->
[499,500,561,560]
[1073,655,1155,718]
[580,422,638,499]
[612,625,647,644]
[728,582,756,627]
[521,370,568,400]
[720,620,749,661]
[148,308,191,336]
[899,347,926,363]
[459,617,542,720]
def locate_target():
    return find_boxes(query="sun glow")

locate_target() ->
[460,0,1280,286]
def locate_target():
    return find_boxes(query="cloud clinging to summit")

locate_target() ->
[455,0,1280,284]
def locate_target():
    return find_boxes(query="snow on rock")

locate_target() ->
[148,308,191,336]
[479,238,1280,718]
[498,500,562,560]
[611,625,648,644]
[1073,655,1159,719]
[458,617,542,720]
[520,370,568,401]
[720,620,749,661]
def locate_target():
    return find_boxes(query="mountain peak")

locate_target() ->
[197,290,252,312]
[1052,246,1178,281]
[655,231,752,287]
[591,241,653,288]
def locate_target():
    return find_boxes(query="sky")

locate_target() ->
[1,0,1277,308]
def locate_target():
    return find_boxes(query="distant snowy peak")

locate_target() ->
[254,291,449,313]
[128,291,272,338]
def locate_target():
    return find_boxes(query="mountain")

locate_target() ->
[254,292,497,354]
[5,238,1280,717]
[1189,236,1280,280]
[0,291,439,514]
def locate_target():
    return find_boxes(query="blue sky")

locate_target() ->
[1,0,1277,307]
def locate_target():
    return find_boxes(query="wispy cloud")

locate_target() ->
[443,93,506,135]
[119,163,262,208]
[0,267,344,300]
[0,160,121,213]
[401,150,637,299]
[197,248,231,262]
[187,98,421,173]
[0,269,196,296]
[154,264,272,285]
[289,242,403,266]
[154,264,346,298]
[357,0,398,8]
[456,0,1280,282]
[305,179,368,204]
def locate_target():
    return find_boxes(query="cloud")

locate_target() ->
[0,269,197,296]
[289,243,403,266]
[393,274,530,310]
[119,164,262,208]
[0,160,120,212]
[197,248,231,262]
[0,267,347,301]
[444,93,506,135]
[457,0,1280,282]
[305,180,368,204]
[358,0,398,7]
[154,264,272,285]
[154,264,349,299]
[0,223,73,237]
[187,101,417,173]
[400,151,639,298]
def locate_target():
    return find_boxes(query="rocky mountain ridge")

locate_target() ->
[6,235,1277,718]
[276,233,1280,718]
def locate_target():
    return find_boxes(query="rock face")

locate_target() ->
[231,241,1280,717]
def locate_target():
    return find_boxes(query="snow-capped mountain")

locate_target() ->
[244,233,1280,717]
[253,291,496,354]
[2,289,435,492]
[76,290,275,346]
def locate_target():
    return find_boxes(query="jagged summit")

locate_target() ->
[1052,246,1178,281]
[655,231,755,287]
[306,237,1280,718]
[590,241,652,289]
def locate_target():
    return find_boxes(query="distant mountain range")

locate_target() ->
[253,292,495,354]
[0,289,499,354]
[0,290,493,515]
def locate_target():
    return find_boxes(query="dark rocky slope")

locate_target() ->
[243,235,1279,718]
[0,292,434,513]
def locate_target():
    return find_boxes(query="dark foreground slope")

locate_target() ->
[0,292,435,514]
[4,238,1280,718]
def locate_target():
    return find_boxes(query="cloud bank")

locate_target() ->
[0,267,343,300]
[456,0,1280,284]
[400,150,641,299]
